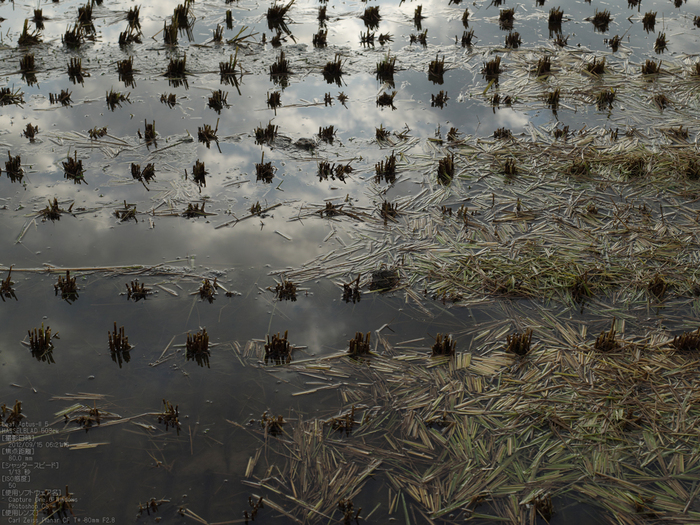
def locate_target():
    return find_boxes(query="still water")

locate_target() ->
[2,0,700,522]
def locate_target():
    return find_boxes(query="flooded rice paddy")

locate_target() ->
[2,0,700,523]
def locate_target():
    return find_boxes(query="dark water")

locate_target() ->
[1,0,700,523]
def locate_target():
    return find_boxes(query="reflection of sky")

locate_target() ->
[1,0,699,522]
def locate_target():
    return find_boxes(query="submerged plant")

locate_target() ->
[63,24,85,49]
[482,56,502,81]
[23,123,39,141]
[671,328,700,352]
[199,278,219,303]
[55,270,79,303]
[318,5,327,24]
[342,275,361,303]
[131,162,155,189]
[67,57,88,84]
[186,329,210,368]
[360,31,375,47]
[40,198,74,222]
[127,6,141,31]
[165,54,188,88]
[163,21,178,45]
[219,52,241,86]
[376,90,397,110]
[18,19,42,46]
[106,88,130,111]
[1,267,17,302]
[647,273,667,299]
[591,9,611,32]
[267,91,282,113]
[654,32,668,53]
[621,153,647,178]
[126,280,151,301]
[157,400,180,434]
[260,412,286,436]
[643,11,656,32]
[549,7,563,31]
[212,24,224,44]
[375,152,397,183]
[608,34,622,52]
[594,319,619,351]
[653,93,670,111]
[586,57,606,75]
[428,54,446,84]
[48,89,71,106]
[255,122,279,145]
[119,26,142,47]
[360,6,381,29]
[437,154,455,185]
[410,29,428,46]
[499,8,515,30]
[642,59,660,75]
[554,125,569,140]
[545,88,560,110]
[691,61,700,77]
[62,151,86,184]
[596,89,616,111]
[274,280,297,301]
[187,159,207,190]
[369,268,399,291]
[318,125,335,144]
[172,0,194,40]
[535,56,551,77]
[380,200,398,223]
[378,33,393,45]
[33,9,46,30]
[494,127,513,139]
[322,54,345,86]
[198,119,219,149]
[684,158,700,180]
[5,152,23,183]
[376,54,396,85]
[265,331,292,364]
[114,201,137,222]
[432,334,456,357]
[460,29,475,47]
[506,328,533,356]
[431,90,448,108]
[185,202,214,219]
[505,32,522,49]
[19,53,35,73]
[269,51,291,86]
[313,29,327,47]
[160,93,177,107]
[534,494,554,521]
[564,159,590,178]
[267,0,295,30]
[117,57,135,88]
[376,124,390,141]
[553,33,569,47]
[348,332,371,357]
[256,152,275,183]
[28,323,54,363]
[108,322,132,367]
[0,87,24,107]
